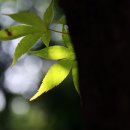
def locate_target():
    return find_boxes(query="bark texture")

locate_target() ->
[59,0,130,129]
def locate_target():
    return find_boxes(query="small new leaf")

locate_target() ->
[72,61,80,94]
[30,59,73,101]
[12,33,42,65]
[30,45,75,60]
[0,25,40,40]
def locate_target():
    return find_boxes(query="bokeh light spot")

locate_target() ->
[0,90,6,112]
[10,97,30,115]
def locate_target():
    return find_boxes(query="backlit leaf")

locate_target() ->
[0,25,39,40]
[7,12,44,29]
[43,0,54,26]
[30,59,73,101]
[72,61,80,94]
[30,45,75,60]
[12,33,42,65]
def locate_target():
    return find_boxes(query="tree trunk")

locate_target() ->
[59,0,130,129]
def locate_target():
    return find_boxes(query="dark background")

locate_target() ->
[60,0,130,129]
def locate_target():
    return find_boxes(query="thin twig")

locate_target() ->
[48,28,68,34]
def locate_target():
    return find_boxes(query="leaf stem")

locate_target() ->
[48,28,68,34]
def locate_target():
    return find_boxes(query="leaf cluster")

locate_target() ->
[0,0,79,100]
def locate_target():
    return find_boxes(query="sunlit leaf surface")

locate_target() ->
[30,59,73,101]
[30,45,75,60]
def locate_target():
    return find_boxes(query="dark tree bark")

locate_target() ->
[59,0,130,129]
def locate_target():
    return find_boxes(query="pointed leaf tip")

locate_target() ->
[72,61,80,94]
[30,59,73,100]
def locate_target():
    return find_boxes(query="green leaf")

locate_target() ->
[72,61,80,94]
[30,59,73,101]
[41,30,51,47]
[7,12,44,29]
[41,0,54,46]
[62,25,73,49]
[43,0,54,26]
[12,33,42,65]
[30,45,75,60]
[59,16,66,25]
[0,25,40,40]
